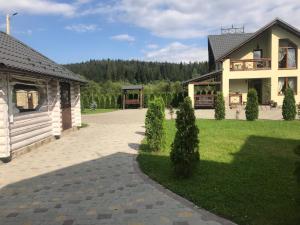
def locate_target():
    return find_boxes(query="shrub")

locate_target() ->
[105,96,110,109]
[170,97,199,178]
[100,96,105,109]
[298,103,300,119]
[214,92,225,120]
[245,89,259,121]
[282,88,296,120]
[110,95,116,108]
[145,97,166,151]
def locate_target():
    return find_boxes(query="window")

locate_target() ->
[278,77,297,95]
[253,49,262,59]
[13,84,46,113]
[278,39,297,69]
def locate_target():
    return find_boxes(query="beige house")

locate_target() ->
[0,31,86,162]
[185,18,300,108]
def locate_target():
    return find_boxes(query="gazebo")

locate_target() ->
[122,85,143,109]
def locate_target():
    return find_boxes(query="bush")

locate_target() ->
[214,92,225,120]
[105,96,110,109]
[100,96,105,109]
[170,97,199,178]
[145,97,166,151]
[245,89,259,121]
[110,95,116,108]
[282,88,296,120]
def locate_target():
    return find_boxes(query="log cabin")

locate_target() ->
[0,31,86,162]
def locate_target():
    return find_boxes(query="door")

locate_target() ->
[248,79,262,104]
[60,82,72,130]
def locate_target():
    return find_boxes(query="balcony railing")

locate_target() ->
[230,58,271,71]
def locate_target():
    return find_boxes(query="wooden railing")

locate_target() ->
[230,58,271,71]
[229,93,243,106]
[194,95,215,108]
[125,99,140,105]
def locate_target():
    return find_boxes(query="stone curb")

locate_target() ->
[132,153,238,225]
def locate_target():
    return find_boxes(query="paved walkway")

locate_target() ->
[0,110,235,225]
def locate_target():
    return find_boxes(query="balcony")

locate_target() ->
[230,58,271,71]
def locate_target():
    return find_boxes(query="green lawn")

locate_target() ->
[138,119,300,225]
[82,108,117,115]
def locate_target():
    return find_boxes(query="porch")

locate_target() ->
[228,78,271,107]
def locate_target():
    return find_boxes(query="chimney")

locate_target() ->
[6,14,10,35]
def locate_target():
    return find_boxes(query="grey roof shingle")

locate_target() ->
[208,33,253,61]
[0,31,86,82]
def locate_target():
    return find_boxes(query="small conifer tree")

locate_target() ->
[245,89,259,121]
[145,97,166,151]
[282,88,296,120]
[170,97,199,178]
[214,92,225,120]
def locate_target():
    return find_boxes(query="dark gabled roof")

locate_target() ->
[182,70,222,85]
[214,18,300,62]
[208,33,253,62]
[122,85,143,90]
[0,31,86,82]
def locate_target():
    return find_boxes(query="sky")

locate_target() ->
[0,0,300,64]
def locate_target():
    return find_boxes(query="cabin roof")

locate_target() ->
[122,85,143,90]
[0,32,86,83]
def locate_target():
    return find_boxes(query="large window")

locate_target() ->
[278,39,297,69]
[13,84,46,113]
[278,77,297,95]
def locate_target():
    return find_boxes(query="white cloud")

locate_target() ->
[111,34,135,42]
[65,24,98,32]
[0,0,76,16]
[144,42,207,63]
[86,0,300,39]
[146,44,159,49]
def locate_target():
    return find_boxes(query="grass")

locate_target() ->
[82,108,117,115]
[138,119,300,225]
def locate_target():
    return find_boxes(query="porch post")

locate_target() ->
[188,83,195,108]
[0,74,11,158]
[49,80,62,137]
[71,82,81,127]
[140,89,143,109]
[122,91,126,109]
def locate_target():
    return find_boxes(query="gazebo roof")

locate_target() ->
[122,85,143,90]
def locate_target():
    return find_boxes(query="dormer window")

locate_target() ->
[278,39,297,69]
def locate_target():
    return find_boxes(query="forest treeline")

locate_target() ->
[64,59,208,109]
[64,59,208,83]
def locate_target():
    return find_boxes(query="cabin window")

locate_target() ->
[278,39,297,69]
[278,77,297,95]
[13,84,46,113]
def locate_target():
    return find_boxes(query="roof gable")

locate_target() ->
[211,18,300,62]
[0,32,86,82]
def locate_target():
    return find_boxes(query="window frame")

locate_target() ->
[277,77,297,95]
[278,39,297,69]
[12,83,46,114]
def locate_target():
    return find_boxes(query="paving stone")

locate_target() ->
[6,212,19,218]
[62,219,74,225]
[156,201,164,206]
[173,221,189,225]
[54,204,62,209]
[34,208,48,213]
[124,209,138,214]
[145,204,153,209]
[97,214,112,220]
